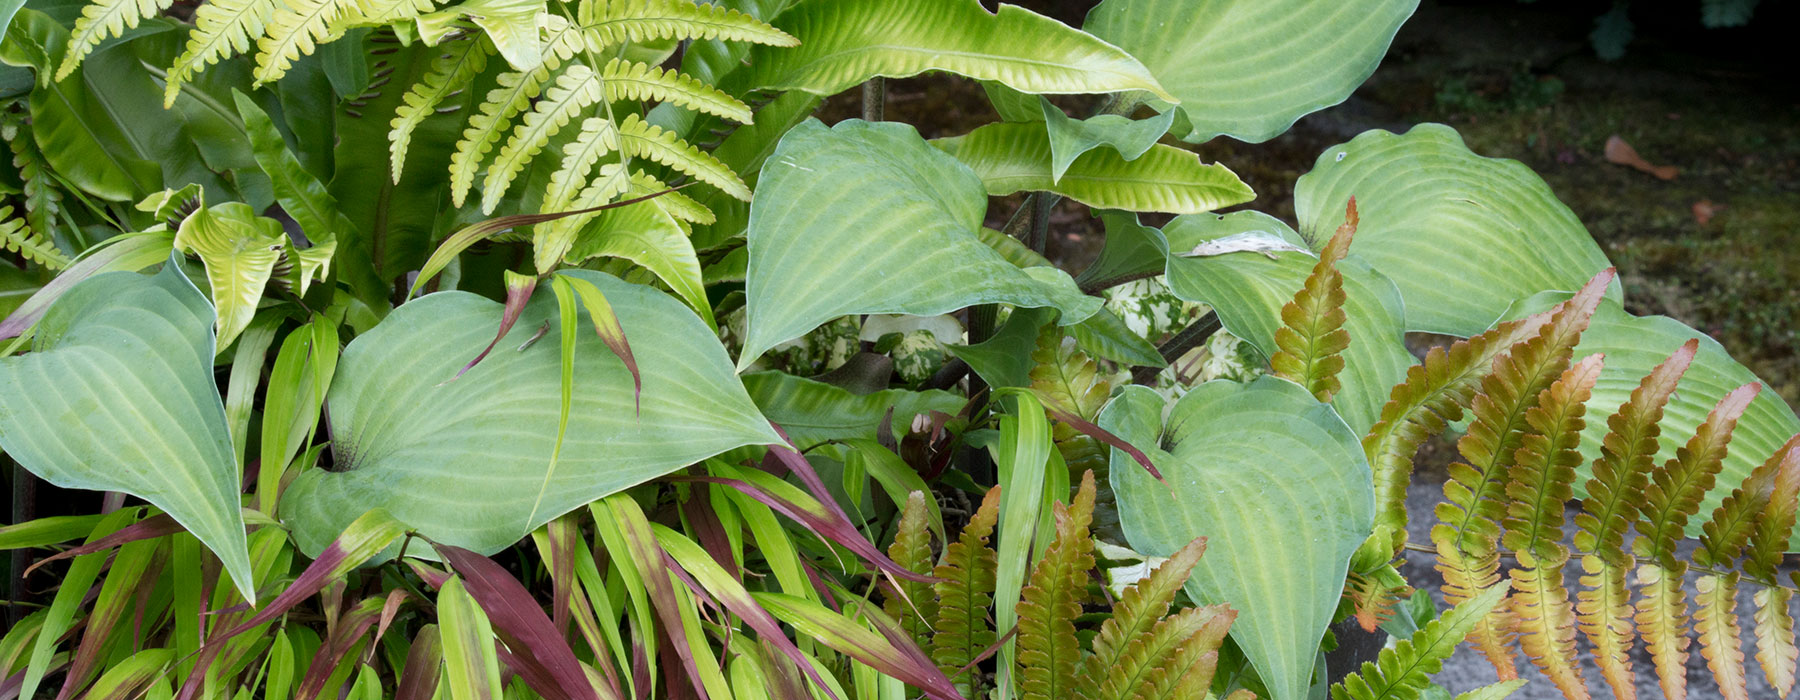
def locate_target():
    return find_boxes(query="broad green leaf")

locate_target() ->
[932,122,1253,215]
[1293,124,1617,336]
[233,90,355,249]
[1040,98,1176,182]
[1504,294,1800,539]
[0,262,253,600]
[949,306,1056,390]
[1085,0,1419,143]
[739,0,1172,100]
[565,197,711,325]
[439,577,504,700]
[1073,210,1167,291]
[741,119,1099,369]
[1100,379,1374,700]
[174,203,286,350]
[1069,307,1165,368]
[280,270,781,556]
[741,370,965,450]
[1160,211,1413,435]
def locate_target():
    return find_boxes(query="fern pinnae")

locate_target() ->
[0,207,68,270]
[391,37,494,179]
[1509,554,1589,700]
[447,21,585,206]
[616,114,751,202]
[1095,604,1233,700]
[599,58,754,124]
[1132,605,1235,700]
[884,491,939,647]
[931,486,1001,698]
[59,0,174,81]
[576,0,799,49]
[534,163,630,272]
[482,63,607,213]
[1331,582,1510,700]
[1272,197,1357,403]
[1081,537,1207,691]
[253,0,367,86]
[1503,353,1604,564]
[542,116,620,214]
[1636,561,1692,700]
[1576,554,1638,700]
[1634,381,1762,568]
[1696,572,1751,700]
[1016,471,1097,700]
[1574,339,1697,562]
[1746,437,1800,695]
[622,171,712,225]
[1754,587,1797,695]
[1432,543,1518,680]
[165,0,277,106]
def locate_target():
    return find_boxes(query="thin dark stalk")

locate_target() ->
[1130,312,1220,386]
[8,456,35,629]
[861,78,885,122]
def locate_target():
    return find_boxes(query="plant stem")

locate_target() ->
[1131,312,1220,385]
[861,78,885,122]
[7,457,35,629]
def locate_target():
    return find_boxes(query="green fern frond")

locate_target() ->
[391,37,494,179]
[7,126,61,244]
[1696,573,1751,700]
[599,58,753,124]
[1574,339,1696,563]
[1331,583,1510,700]
[884,491,939,648]
[58,0,174,81]
[542,116,619,214]
[1083,537,1207,685]
[335,0,435,31]
[1016,471,1096,700]
[931,486,1001,699]
[1029,327,1111,422]
[253,0,366,86]
[448,21,587,206]
[0,206,68,270]
[1634,381,1761,567]
[1097,603,1234,700]
[1502,354,1603,565]
[616,113,751,201]
[535,163,630,272]
[1746,435,1800,583]
[576,0,798,49]
[482,63,607,213]
[165,0,277,106]
[1271,197,1356,403]
[622,170,713,225]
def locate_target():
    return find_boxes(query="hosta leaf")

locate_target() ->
[279,270,781,556]
[1085,0,1418,143]
[739,0,1171,100]
[1293,124,1616,336]
[741,371,965,450]
[1040,99,1176,183]
[1100,379,1374,700]
[932,121,1252,215]
[740,119,1099,369]
[0,262,253,600]
[1160,210,1413,435]
[173,203,286,350]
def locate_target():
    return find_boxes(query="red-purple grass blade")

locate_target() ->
[395,625,443,700]
[654,526,840,700]
[23,514,180,578]
[558,275,641,411]
[55,538,162,700]
[543,513,583,635]
[409,188,690,299]
[371,588,413,662]
[295,597,385,700]
[676,472,935,584]
[1030,392,1162,481]
[447,271,539,383]
[601,496,710,700]
[761,431,937,583]
[1,656,69,700]
[757,640,812,700]
[433,542,608,700]
[680,487,741,581]
[753,592,967,700]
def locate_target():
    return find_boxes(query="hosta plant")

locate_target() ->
[2,0,1798,699]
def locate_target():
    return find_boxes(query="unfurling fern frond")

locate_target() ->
[59,0,174,81]
[1272,197,1356,403]
[1695,573,1750,700]
[931,486,1000,698]
[599,58,754,124]
[391,37,494,178]
[616,114,752,201]
[165,0,277,106]
[1,207,68,270]
[884,491,939,648]
[1332,583,1510,700]
[1016,471,1096,700]
[576,0,799,49]
[483,63,608,213]
[253,0,365,86]
[1029,327,1110,422]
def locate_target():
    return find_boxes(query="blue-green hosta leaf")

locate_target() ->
[1040,99,1176,183]
[1293,124,1616,336]
[1505,293,1800,539]
[742,371,966,450]
[173,202,286,350]
[1085,0,1419,143]
[932,122,1252,215]
[1100,379,1374,700]
[739,0,1172,100]
[0,262,253,600]
[280,270,781,556]
[1160,211,1413,435]
[740,119,1099,370]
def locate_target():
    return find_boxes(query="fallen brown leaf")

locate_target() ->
[1605,135,1679,180]
[1693,199,1723,225]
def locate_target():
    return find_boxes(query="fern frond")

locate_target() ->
[616,113,751,201]
[391,37,493,179]
[0,207,68,270]
[534,164,631,271]
[1509,553,1589,700]
[598,58,753,124]
[931,486,1001,698]
[577,0,798,49]
[1696,573,1750,700]
[622,171,713,225]
[1029,327,1111,422]
[1503,354,1603,565]
[1271,197,1356,403]
[253,0,366,86]
[1754,587,1797,695]
[8,119,61,241]
[1128,604,1235,700]
[884,491,939,647]
[58,0,174,81]
[1634,382,1761,567]
[1096,603,1234,700]
[1456,680,1529,700]
[482,63,607,213]
[165,0,277,106]
[1081,537,1207,692]
[1017,471,1096,700]
[1346,568,1413,634]
[1635,561,1691,700]
[1574,339,1697,564]
[1575,555,1637,700]
[1698,469,1774,571]
[1330,582,1510,700]
[1743,434,1800,583]
[333,0,433,31]
[1433,541,1518,680]
[446,21,586,207]
[542,117,620,214]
